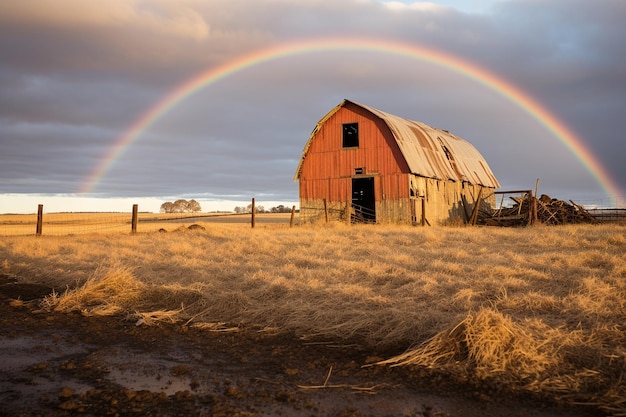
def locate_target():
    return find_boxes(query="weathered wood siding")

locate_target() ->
[406,177,496,225]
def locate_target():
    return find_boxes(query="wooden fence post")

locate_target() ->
[36,204,43,236]
[470,187,483,226]
[131,204,138,233]
[323,198,328,224]
[346,186,352,225]
[251,198,256,228]
[526,193,534,226]
[532,178,540,225]
[290,205,296,227]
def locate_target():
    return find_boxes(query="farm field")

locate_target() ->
[0,211,295,236]
[1,221,625,416]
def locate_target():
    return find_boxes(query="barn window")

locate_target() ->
[342,123,359,148]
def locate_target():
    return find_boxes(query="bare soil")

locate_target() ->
[0,275,598,417]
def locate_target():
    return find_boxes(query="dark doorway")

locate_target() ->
[351,177,376,223]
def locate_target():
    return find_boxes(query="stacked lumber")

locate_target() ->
[477,194,597,226]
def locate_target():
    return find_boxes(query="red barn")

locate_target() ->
[294,99,500,225]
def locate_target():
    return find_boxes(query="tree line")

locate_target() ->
[160,199,201,213]
[233,204,293,214]
[161,200,294,214]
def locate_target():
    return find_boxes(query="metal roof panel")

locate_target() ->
[353,100,500,188]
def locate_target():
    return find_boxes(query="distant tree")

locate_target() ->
[242,204,265,213]
[234,206,245,214]
[160,202,174,213]
[187,199,201,213]
[160,199,202,213]
[270,205,291,213]
[172,199,188,213]
[245,203,265,213]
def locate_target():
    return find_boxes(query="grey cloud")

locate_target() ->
[1,0,624,207]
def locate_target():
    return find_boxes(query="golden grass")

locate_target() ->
[0,212,293,236]
[2,221,626,413]
[45,264,145,315]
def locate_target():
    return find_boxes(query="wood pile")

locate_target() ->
[477,194,597,226]
[536,195,597,225]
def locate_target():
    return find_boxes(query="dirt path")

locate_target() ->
[0,276,597,417]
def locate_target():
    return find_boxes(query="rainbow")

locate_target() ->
[80,37,622,198]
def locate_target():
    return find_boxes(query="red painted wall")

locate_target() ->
[299,102,410,202]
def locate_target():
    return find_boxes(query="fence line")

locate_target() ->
[0,200,298,236]
[561,196,625,210]
[1,195,624,236]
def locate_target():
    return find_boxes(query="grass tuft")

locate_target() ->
[43,264,145,315]
[378,307,552,381]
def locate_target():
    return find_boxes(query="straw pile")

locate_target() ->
[378,307,626,415]
[42,265,204,323]
[377,308,552,380]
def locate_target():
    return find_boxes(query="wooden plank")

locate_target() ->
[470,187,483,226]
[569,200,597,223]
[461,194,470,224]
[537,199,558,224]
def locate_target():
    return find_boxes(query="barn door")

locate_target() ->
[351,177,376,223]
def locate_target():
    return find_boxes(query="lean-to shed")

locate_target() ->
[294,99,500,225]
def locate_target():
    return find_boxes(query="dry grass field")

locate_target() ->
[1,220,626,414]
[0,211,290,236]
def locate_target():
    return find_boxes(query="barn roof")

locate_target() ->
[294,99,500,188]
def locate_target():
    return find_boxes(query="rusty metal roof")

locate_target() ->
[295,99,500,188]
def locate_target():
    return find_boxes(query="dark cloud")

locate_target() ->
[1,0,624,212]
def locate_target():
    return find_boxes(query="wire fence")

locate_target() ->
[566,196,626,210]
[0,202,298,237]
[299,201,377,224]
[494,193,625,210]
[1,195,624,236]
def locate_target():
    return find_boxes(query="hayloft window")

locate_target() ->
[342,123,359,148]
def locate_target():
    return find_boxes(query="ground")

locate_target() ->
[0,275,598,417]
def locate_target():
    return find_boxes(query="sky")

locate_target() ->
[1,0,625,213]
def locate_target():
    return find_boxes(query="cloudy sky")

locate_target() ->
[1,0,625,213]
